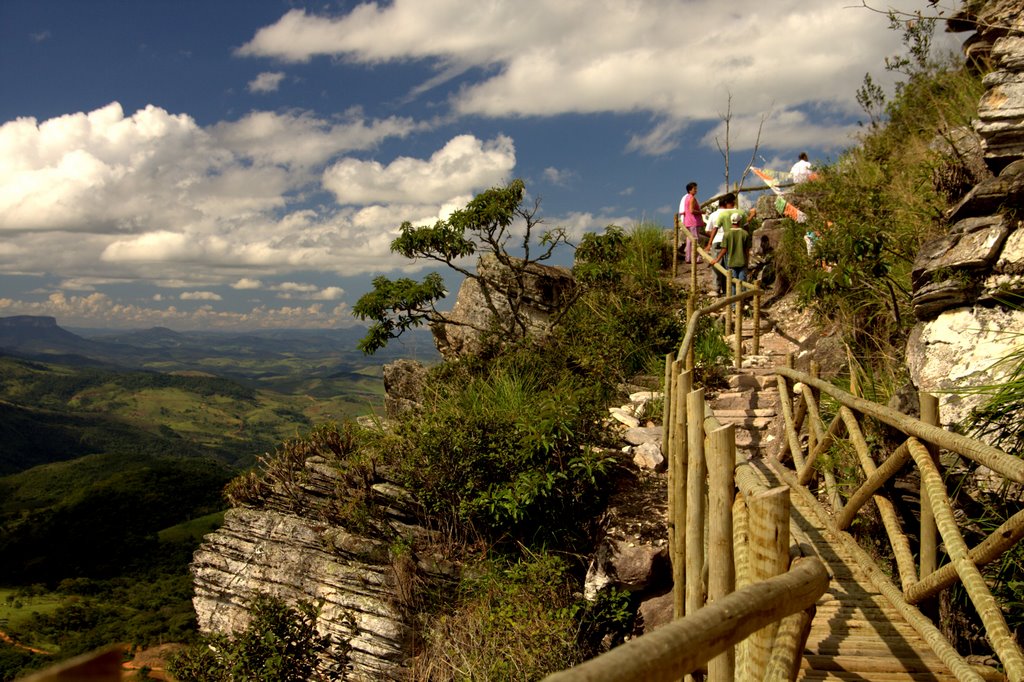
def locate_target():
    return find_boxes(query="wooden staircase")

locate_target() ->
[707,313,992,680]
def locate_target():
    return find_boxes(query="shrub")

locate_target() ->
[224,422,376,530]
[413,552,590,681]
[388,360,615,547]
[167,595,337,682]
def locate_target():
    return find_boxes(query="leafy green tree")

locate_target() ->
[167,595,336,682]
[353,179,571,353]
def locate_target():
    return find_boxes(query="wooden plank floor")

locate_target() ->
[779,477,961,681]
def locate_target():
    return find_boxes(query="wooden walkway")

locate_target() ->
[781,480,960,681]
[726,366,1002,681]
[719,320,986,680]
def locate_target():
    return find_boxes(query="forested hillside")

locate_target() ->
[0,322,433,680]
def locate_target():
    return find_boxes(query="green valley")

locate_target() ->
[0,319,435,679]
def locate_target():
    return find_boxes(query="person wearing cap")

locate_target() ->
[711,209,751,292]
[706,193,745,295]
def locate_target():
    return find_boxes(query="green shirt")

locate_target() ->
[715,208,745,231]
[721,225,750,268]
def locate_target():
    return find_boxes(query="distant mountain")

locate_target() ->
[0,315,144,368]
[0,315,90,349]
[1,316,438,374]
[92,326,186,348]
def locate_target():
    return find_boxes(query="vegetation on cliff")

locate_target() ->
[776,10,984,377]
[214,209,706,679]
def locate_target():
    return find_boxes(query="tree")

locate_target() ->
[353,179,571,354]
[167,595,337,682]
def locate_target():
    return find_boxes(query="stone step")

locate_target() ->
[726,373,778,390]
[734,428,776,449]
[712,389,779,412]
[713,408,777,419]
[718,415,775,430]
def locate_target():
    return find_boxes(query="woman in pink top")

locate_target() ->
[679,181,704,264]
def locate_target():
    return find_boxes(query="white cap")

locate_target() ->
[730,213,741,224]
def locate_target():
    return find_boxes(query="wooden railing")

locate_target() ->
[546,262,820,682]
[772,358,1024,682]
[543,557,828,682]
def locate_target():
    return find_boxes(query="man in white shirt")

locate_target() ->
[791,153,813,183]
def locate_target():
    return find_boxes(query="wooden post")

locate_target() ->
[690,244,698,296]
[685,381,706,624]
[684,378,700,618]
[920,392,940,579]
[665,353,678,616]
[725,271,733,336]
[762,606,815,682]
[733,297,743,369]
[752,279,762,356]
[673,363,689,619]
[707,424,736,682]
[732,492,750,675]
[673,213,680,279]
[776,353,805,470]
[742,486,791,680]
[847,346,860,398]
[807,361,820,458]
[685,295,696,372]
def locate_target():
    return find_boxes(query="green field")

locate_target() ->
[0,329,430,679]
[157,511,225,544]
[0,590,62,634]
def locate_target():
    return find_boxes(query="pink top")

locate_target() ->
[682,193,704,228]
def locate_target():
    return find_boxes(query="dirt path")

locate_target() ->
[0,628,52,655]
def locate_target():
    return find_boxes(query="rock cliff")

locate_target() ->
[191,456,448,680]
[907,0,1024,427]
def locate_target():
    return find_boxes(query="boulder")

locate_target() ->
[382,359,428,418]
[623,426,663,446]
[906,306,1024,428]
[584,539,668,599]
[431,253,575,360]
[635,590,674,635]
[632,442,665,472]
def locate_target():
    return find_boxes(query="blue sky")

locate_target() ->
[0,0,964,330]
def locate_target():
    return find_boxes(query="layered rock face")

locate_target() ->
[907,1,1024,426]
[191,458,439,680]
[431,253,575,360]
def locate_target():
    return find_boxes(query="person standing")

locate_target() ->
[711,212,751,293]
[706,193,744,295]
[791,153,814,184]
[678,182,704,264]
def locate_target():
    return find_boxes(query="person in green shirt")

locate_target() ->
[710,211,751,294]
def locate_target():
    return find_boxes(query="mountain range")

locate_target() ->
[0,315,437,375]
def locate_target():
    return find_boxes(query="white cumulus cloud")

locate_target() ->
[248,71,286,93]
[181,291,223,301]
[238,0,962,154]
[322,134,515,205]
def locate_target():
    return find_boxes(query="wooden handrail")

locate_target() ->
[675,288,759,367]
[774,366,1024,484]
[542,558,829,682]
[774,362,1024,680]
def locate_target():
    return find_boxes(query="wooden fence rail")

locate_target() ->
[773,361,1024,682]
[548,264,809,682]
[542,557,828,682]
